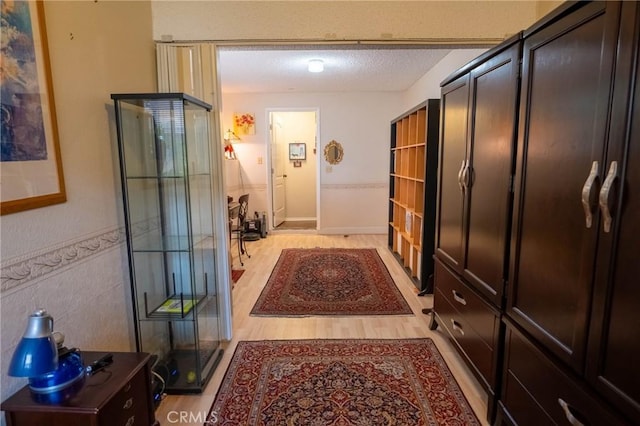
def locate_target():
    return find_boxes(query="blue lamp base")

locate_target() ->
[28,349,85,404]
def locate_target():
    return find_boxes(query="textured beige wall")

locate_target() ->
[152,1,539,43]
[536,0,565,19]
[1,0,155,403]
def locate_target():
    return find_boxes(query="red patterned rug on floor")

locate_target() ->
[208,339,481,425]
[250,248,413,316]
[232,269,245,283]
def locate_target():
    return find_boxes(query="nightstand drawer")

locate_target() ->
[499,321,624,426]
[99,366,150,426]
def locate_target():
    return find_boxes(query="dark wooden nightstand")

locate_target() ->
[2,351,158,426]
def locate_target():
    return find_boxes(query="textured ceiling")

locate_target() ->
[218,47,452,93]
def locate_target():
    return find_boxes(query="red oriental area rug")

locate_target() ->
[250,248,412,316]
[231,269,245,283]
[208,339,480,425]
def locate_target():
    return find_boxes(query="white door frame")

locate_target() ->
[265,107,321,233]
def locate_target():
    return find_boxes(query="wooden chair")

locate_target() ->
[230,194,250,266]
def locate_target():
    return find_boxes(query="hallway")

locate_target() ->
[155,234,489,425]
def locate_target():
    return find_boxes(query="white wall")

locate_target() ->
[0,1,155,405]
[221,91,402,234]
[401,49,489,111]
[220,47,494,235]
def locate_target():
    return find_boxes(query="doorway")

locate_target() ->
[268,109,319,232]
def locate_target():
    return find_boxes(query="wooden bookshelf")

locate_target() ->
[388,99,440,293]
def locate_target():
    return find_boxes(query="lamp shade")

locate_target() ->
[8,310,58,377]
[224,129,240,141]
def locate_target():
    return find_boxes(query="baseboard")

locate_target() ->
[319,226,387,235]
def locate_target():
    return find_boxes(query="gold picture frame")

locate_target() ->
[324,140,344,165]
[1,1,66,215]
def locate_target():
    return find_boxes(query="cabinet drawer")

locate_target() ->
[501,321,627,426]
[434,258,500,388]
[99,368,150,426]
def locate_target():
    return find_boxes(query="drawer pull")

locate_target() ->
[125,415,135,426]
[598,161,618,233]
[123,382,132,393]
[451,319,465,335]
[123,397,133,409]
[558,398,586,426]
[581,161,599,228]
[452,290,467,305]
[457,160,466,191]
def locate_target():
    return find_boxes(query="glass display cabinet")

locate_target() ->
[111,93,223,393]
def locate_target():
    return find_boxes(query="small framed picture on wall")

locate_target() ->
[289,143,306,160]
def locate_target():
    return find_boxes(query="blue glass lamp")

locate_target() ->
[8,310,58,378]
[8,309,86,404]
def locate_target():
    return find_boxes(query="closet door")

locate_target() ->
[462,44,520,306]
[435,75,469,272]
[508,1,621,372]
[587,2,640,419]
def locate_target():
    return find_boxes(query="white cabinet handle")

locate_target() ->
[457,160,466,191]
[452,290,467,305]
[451,319,465,335]
[599,161,618,233]
[581,161,599,228]
[462,162,473,189]
[558,398,586,426]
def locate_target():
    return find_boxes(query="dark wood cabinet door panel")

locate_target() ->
[508,1,621,371]
[463,44,520,305]
[436,76,469,271]
[587,3,640,418]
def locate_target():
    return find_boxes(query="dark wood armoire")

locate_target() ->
[502,1,640,424]
[431,1,640,424]
[431,32,521,423]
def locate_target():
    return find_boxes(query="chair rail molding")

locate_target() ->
[1,227,125,293]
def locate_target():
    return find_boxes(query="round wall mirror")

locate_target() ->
[324,140,344,165]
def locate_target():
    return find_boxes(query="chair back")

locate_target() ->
[238,194,250,224]
[228,203,240,220]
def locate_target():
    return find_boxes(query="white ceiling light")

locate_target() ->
[308,59,324,73]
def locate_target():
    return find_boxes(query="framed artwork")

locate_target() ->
[1,1,66,215]
[293,160,302,168]
[233,112,255,135]
[289,143,306,160]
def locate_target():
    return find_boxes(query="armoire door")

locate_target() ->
[435,75,469,271]
[508,1,622,372]
[462,43,520,306]
[586,2,640,420]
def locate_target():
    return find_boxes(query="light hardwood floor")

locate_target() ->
[154,234,489,425]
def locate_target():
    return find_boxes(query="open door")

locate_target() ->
[270,113,286,227]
